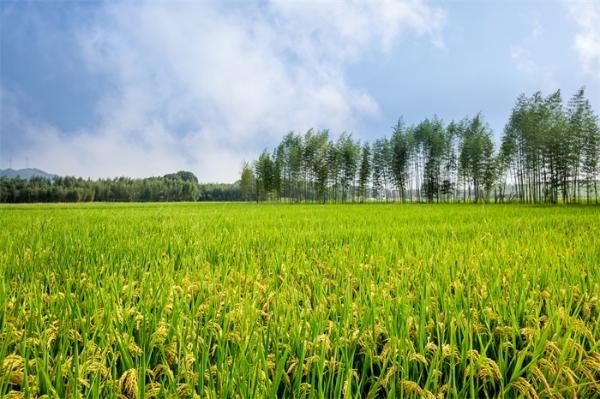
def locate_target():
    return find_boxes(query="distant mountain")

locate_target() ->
[0,168,56,180]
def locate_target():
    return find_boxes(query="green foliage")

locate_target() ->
[0,172,204,203]
[500,88,600,203]
[199,182,244,201]
[163,171,199,184]
[247,89,600,204]
[390,119,410,201]
[1,203,599,398]
[255,150,275,201]
[372,137,392,201]
[459,114,496,202]
[358,144,371,202]
[0,172,251,203]
[240,162,256,201]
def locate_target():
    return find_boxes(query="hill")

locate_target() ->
[0,168,56,180]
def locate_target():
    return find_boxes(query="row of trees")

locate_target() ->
[243,89,599,203]
[0,171,245,203]
[500,90,599,203]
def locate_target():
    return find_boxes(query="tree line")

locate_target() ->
[242,89,600,204]
[0,171,246,203]
[2,88,597,204]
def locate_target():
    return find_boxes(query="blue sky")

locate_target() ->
[1,0,599,182]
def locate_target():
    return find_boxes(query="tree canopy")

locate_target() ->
[2,89,598,204]
[0,171,246,203]
[248,88,599,204]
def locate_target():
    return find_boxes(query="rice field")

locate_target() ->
[1,203,599,398]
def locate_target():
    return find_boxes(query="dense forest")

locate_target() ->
[0,171,244,203]
[243,89,600,204]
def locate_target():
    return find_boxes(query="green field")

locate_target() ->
[1,203,599,398]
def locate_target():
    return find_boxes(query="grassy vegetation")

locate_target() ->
[1,203,599,398]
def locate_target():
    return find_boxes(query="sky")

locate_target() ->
[1,0,599,183]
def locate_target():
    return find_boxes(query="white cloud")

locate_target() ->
[509,18,558,93]
[530,19,543,40]
[510,46,558,92]
[14,0,445,182]
[511,46,536,73]
[568,0,600,80]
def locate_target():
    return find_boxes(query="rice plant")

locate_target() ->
[1,203,599,398]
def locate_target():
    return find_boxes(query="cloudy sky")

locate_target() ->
[1,0,599,182]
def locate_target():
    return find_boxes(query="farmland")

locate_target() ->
[1,203,599,398]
